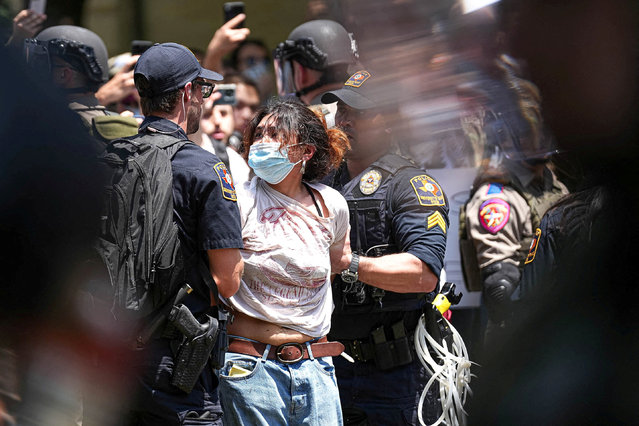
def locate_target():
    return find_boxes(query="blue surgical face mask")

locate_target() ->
[248,142,301,184]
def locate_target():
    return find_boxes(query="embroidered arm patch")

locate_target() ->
[410,175,445,207]
[427,211,447,233]
[214,162,237,201]
[525,228,542,264]
[479,198,510,233]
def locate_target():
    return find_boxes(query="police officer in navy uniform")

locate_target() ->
[128,43,244,425]
[322,71,449,425]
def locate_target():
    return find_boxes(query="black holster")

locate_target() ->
[168,304,219,393]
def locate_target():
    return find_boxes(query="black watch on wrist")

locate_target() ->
[340,253,360,284]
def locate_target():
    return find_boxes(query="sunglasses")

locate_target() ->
[192,80,215,98]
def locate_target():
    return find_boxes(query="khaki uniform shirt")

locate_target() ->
[466,163,568,270]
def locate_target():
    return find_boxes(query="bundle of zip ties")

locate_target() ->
[414,314,473,426]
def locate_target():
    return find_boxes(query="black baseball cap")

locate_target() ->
[134,42,223,97]
[321,70,376,110]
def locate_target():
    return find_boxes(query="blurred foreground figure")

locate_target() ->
[0,46,130,426]
[468,0,639,423]
[457,51,568,354]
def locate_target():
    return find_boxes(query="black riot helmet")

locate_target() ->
[24,25,109,92]
[273,20,358,98]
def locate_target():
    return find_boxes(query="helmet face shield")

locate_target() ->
[273,38,327,71]
[24,37,106,85]
[274,58,296,98]
[24,38,53,77]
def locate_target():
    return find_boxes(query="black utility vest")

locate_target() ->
[330,154,426,340]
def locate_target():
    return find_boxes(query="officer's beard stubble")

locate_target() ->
[186,99,202,135]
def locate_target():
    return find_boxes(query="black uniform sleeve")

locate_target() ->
[172,145,243,251]
[195,165,243,250]
[388,169,449,278]
[516,208,561,302]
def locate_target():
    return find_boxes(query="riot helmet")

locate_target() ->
[24,25,109,92]
[273,20,358,98]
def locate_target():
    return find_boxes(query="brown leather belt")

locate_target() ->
[228,337,345,364]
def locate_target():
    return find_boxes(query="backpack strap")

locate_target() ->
[121,132,190,160]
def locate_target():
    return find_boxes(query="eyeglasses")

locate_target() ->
[192,80,214,98]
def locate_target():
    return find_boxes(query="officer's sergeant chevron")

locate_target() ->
[427,211,447,233]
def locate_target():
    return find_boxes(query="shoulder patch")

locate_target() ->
[479,198,510,233]
[427,211,447,233]
[410,175,445,207]
[344,70,371,88]
[486,183,504,195]
[360,169,382,195]
[525,228,542,264]
[214,162,237,201]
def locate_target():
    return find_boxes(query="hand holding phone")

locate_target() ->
[28,0,46,15]
[224,2,245,28]
[213,84,237,106]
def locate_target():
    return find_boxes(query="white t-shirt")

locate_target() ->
[198,133,251,187]
[226,177,350,337]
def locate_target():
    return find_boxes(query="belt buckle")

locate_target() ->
[275,342,305,364]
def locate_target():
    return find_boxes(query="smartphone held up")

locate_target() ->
[29,0,46,14]
[224,2,245,28]
[214,84,237,106]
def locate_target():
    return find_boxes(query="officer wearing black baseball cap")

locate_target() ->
[127,42,244,425]
[323,70,448,424]
[135,42,222,97]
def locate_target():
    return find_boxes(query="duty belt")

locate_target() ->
[341,339,376,362]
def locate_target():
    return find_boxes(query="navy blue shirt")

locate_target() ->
[327,153,449,339]
[139,116,243,315]
[330,155,448,278]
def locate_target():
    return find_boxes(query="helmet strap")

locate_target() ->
[295,73,328,98]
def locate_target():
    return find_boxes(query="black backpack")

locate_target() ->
[95,133,187,325]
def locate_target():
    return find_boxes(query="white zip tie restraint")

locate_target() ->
[414,282,473,426]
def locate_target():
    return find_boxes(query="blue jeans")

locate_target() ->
[334,355,441,425]
[219,342,343,425]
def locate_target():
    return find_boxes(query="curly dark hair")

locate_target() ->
[243,98,349,182]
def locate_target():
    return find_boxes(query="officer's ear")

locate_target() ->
[183,81,193,103]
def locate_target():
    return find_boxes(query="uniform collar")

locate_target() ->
[139,116,188,140]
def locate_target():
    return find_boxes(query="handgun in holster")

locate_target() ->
[168,304,219,393]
